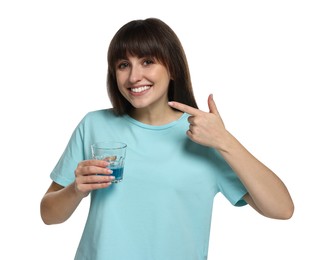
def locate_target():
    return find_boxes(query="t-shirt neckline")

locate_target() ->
[123,113,187,130]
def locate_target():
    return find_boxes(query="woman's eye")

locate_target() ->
[143,59,154,66]
[118,62,129,69]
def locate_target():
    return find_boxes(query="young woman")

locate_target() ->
[40,18,294,260]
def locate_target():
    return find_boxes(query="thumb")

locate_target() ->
[208,94,220,115]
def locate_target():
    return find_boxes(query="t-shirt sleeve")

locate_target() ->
[211,149,248,207]
[50,117,86,187]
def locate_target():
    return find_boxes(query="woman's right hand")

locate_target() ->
[74,159,114,197]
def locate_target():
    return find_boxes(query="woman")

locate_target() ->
[41,18,294,260]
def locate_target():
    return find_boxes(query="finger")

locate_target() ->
[76,181,112,194]
[84,174,114,184]
[189,124,194,132]
[208,94,220,116]
[85,165,112,175]
[88,182,112,191]
[187,115,195,125]
[79,159,110,167]
[186,129,194,140]
[76,165,112,177]
[168,101,202,116]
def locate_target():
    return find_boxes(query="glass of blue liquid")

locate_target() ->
[91,141,127,183]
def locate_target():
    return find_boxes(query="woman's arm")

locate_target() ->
[40,181,85,225]
[218,132,294,219]
[40,159,115,224]
[168,95,294,219]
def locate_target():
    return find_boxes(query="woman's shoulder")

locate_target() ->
[85,108,116,118]
[78,108,119,125]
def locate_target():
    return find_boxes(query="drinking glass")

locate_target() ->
[91,141,127,183]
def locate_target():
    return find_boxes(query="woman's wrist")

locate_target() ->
[215,130,238,154]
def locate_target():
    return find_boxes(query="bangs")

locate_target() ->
[108,20,169,67]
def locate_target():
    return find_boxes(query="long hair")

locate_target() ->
[107,18,198,115]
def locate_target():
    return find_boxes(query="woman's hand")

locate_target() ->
[74,159,115,197]
[168,94,228,151]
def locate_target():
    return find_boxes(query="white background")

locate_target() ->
[1,0,331,259]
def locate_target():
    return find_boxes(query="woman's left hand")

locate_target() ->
[168,94,227,150]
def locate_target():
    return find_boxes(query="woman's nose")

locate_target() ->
[129,65,142,83]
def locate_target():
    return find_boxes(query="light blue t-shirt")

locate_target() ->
[51,109,247,260]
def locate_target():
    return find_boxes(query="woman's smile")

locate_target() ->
[129,85,152,95]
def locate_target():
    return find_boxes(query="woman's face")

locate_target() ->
[115,55,171,111]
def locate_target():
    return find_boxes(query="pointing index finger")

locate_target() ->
[168,101,201,116]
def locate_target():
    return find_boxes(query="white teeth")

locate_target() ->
[131,86,151,93]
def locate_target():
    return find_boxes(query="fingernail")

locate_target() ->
[168,101,174,106]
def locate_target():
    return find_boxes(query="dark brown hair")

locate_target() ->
[107,18,198,115]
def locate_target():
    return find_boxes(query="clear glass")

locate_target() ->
[91,141,127,183]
